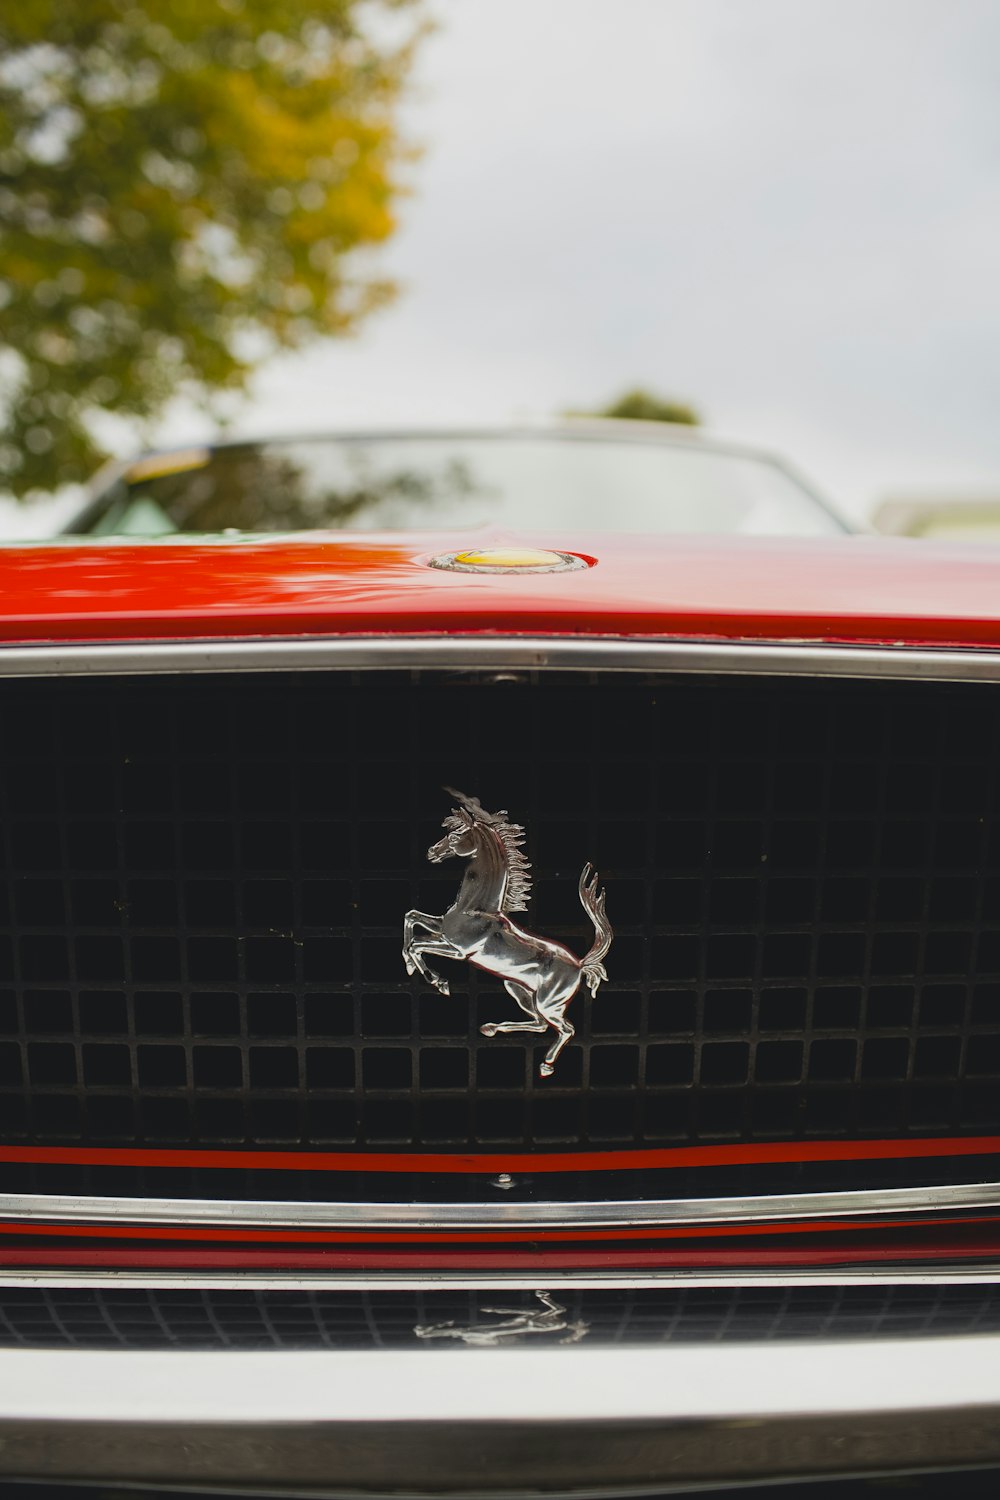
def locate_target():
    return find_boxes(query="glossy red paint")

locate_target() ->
[4,1136,1000,1174]
[6,533,1000,647]
[3,1234,998,1271]
[4,1215,989,1245]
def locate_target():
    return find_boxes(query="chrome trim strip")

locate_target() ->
[3,1336,998,1424]
[5,1180,1000,1230]
[3,1264,1000,1290]
[4,1337,1000,1489]
[3,635,1000,681]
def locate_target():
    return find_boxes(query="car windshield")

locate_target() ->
[70,432,846,538]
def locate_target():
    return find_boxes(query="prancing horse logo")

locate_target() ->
[402,790,612,1078]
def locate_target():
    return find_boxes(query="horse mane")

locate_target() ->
[492,813,532,914]
[443,789,533,914]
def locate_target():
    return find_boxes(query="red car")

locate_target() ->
[2,422,1000,1494]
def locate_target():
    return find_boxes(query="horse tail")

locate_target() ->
[578,863,612,996]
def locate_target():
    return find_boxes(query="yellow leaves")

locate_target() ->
[0,0,423,496]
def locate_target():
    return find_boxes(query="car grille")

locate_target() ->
[3,1283,1000,1350]
[2,667,1000,1200]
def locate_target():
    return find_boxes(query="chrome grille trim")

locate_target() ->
[5,1179,1000,1230]
[3,635,1000,682]
[5,1264,1000,1289]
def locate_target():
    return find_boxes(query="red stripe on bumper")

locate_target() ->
[2,1237,997,1271]
[3,1135,1000,1174]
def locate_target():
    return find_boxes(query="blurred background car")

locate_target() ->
[872,494,1000,541]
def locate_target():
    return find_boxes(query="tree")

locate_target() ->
[587,388,701,427]
[0,0,423,497]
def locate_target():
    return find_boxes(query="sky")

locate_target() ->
[59,0,1000,526]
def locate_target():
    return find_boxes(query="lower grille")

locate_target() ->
[3,1283,1000,1350]
[2,667,1000,1192]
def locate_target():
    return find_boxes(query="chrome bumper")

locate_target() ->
[2,1336,1000,1493]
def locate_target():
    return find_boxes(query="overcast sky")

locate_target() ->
[160,0,1000,521]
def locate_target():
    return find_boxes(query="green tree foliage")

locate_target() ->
[591,388,701,427]
[0,0,423,496]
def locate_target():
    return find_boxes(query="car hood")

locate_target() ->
[4,530,1000,648]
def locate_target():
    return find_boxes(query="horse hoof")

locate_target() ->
[539,1062,553,1077]
[436,980,450,997]
[480,1023,497,1038]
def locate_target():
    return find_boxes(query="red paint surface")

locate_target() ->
[3,1236,997,1271]
[5,1215,989,1245]
[4,1136,999,1174]
[7,533,1000,647]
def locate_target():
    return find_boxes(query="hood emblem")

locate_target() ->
[402,789,612,1077]
[415,1291,589,1346]
[426,547,586,574]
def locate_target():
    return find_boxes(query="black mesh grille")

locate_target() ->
[2,668,1000,1162]
[2,1283,1000,1350]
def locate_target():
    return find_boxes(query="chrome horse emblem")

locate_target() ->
[414,1291,589,1346]
[402,790,612,1077]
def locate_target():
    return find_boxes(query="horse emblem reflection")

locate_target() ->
[414,1291,589,1346]
[402,790,612,1077]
